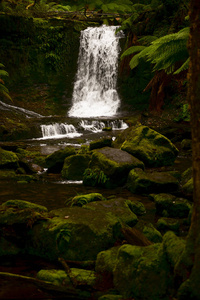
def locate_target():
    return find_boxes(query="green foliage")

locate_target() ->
[83,168,109,187]
[0,63,12,101]
[174,103,190,122]
[121,27,189,75]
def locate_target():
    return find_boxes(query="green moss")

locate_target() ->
[45,146,76,172]
[120,125,178,167]
[157,217,180,233]
[61,154,90,180]
[66,193,107,207]
[2,199,48,212]
[37,269,70,286]
[113,243,172,299]
[151,193,192,218]
[162,231,185,268]
[96,246,120,274]
[0,148,19,167]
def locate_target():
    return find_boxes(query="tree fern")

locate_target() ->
[121,27,189,75]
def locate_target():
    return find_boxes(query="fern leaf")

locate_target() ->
[174,58,190,74]
[121,45,146,60]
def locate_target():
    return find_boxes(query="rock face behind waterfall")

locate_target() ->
[114,124,179,167]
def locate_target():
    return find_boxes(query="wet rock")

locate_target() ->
[127,168,179,194]
[89,147,144,186]
[45,146,76,173]
[150,193,192,218]
[61,154,90,180]
[116,124,178,167]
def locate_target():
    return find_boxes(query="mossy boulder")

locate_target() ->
[118,125,178,167]
[135,220,163,243]
[127,168,179,194]
[46,146,76,173]
[89,147,144,186]
[61,154,91,180]
[113,243,172,299]
[26,198,138,261]
[95,246,120,274]
[0,200,48,226]
[150,193,192,218]
[0,148,19,168]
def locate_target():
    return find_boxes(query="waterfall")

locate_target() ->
[68,25,123,118]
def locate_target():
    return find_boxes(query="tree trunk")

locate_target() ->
[176,0,200,298]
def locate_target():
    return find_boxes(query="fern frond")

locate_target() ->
[0,70,9,77]
[138,35,158,46]
[121,45,146,60]
[174,58,190,74]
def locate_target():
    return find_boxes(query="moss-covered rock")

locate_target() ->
[46,146,76,173]
[95,246,120,274]
[89,137,112,150]
[0,147,19,168]
[182,178,193,196]
[157,217,180,233]
[118,125,178,167]
[135,220,163,243]
[150,193,192,218]
[0,200,48,226]
[37,268,96,287]
[162,231,185,268]
[113,243,172,299]
[26,197,138,261]
[127,168,179,194]
[66,193,107,207]
[2,199,48,212]
[89,147,144,186]
[61,154,91,180]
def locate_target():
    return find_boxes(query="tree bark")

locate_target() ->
[176,0,200,298]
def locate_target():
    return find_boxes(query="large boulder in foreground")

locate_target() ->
[88,147,144,186]
[0,198,138,261]
[127,168,179,194]
[96,232,185,300]
[115,125,178,167]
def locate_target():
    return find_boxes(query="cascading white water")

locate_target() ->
[79,119,128,132]
[68,25,123,118]
[40,123,82,139]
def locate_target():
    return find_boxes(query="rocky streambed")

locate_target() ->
[0,118,193,300]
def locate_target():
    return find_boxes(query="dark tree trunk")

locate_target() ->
[176,0,200,298]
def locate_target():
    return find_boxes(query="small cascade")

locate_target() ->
[79,119,128,132]
[40,123,82,139]
[68,25,124,118]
